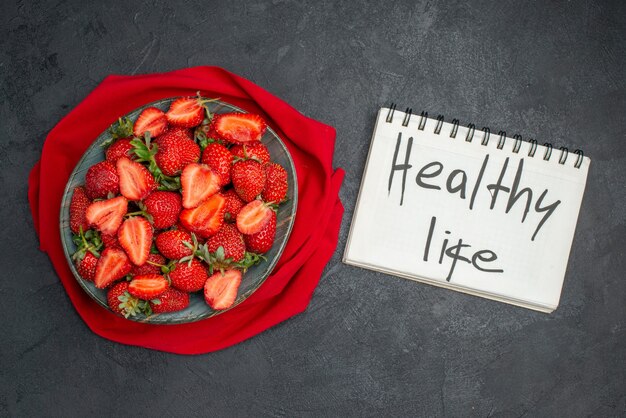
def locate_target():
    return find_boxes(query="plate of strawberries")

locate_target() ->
[60,95,297,323]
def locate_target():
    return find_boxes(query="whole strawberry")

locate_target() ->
[231,160,266,202]
[169,259,208,292]
[143,191,182,229]
[155,229,194,260]
[154,127,200,176]
[262,163,288,203]
[206,223,245,262]
[85,160,119,199]
[222,189,245,222]
[69,186,91,234]
[107,281,149,318]
[76,251,98,281]
[201,142,233,186]
[131,253,166,276]
[150,288,190,313]
[230,142,271,165]
[244,210,277,254]
[105,138,134,163]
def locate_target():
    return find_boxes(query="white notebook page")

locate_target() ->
[344,108,590,312]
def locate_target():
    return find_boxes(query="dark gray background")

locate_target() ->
[1,0,624,416]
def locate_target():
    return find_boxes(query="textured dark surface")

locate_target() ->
[1,0,625,416]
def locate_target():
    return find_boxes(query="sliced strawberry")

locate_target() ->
[180,163,221,209]
[85,160,120,199]
[70,186,91,234]
[230,142,271,164]
[179,193,225,238]
[211,113,267,143]
[201,142,233,186]
[155,229,194,260]
[236,200,272,234]
[133,107,168,138]
[118,217,153,266]
[105,138,134,163]
[94,247,132,289]
[128,274,169,299]
[116,157,157,201]
[244,210,277,254]
[85,196,128,236]
[204,269,242,310]
[166,97,205,128]
[150,288,190,313]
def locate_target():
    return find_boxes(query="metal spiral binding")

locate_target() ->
[384,103,584,168]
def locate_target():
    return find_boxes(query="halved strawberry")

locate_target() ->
[155,229,194,260]
[231,160,266,202]
[143,191,182,229]
[244,210,277,254]
[169,259,208,292]
[230,142,271,164]
[204,269,242,310]
[179,193,225,238]
[201,143,233,186]
[236,200,272,234]
[133,107,168,138]
[154,127,199,177]
[180,163,220,209]
[70,186,91,234]
[94,247,132,289]
[116,157,157,201]
[105,138,134,163]
[85,160,120,199]
[150,288,189,313]
[211,113,267,143]
[85,196,128,236]
[128,274,169,299]
[118,217,153,266]
[166,97,205,128]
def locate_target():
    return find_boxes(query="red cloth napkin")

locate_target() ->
[28,66,344,354]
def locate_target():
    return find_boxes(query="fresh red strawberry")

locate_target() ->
[150,287,190,313]
[105,138,134,163]
[128,274,169,299]
[211,113,266,143]
[169,259,208,292]
[85,160,120,199]
[166,97,205,128]
[94,247,132,289]
[206,223,245,262]
[204,269,242,310]
[116,157,157,201]
[244,210,277,254]
[180,163,220,209]
[85,196,128,236]
[131,253,166,276]
[231,160,266,202]
[101,233,120,249]
[118,216,153,266]
[70,186,91,234]
[107,281,148,318]
[236,200,272,235]
[230,142,271,164]
[75,251,98,281]
[201,143,233,186]
[155,229,194,260]
[222,189,245,222]
[262,162,288,203]
[143,191,182,229]
[133,107,168,138]
[154,127,200,176]
[179,193,225,238]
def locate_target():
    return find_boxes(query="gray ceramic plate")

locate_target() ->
[60,98,298,324]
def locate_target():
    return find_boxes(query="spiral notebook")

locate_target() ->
[344,105,590,312]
